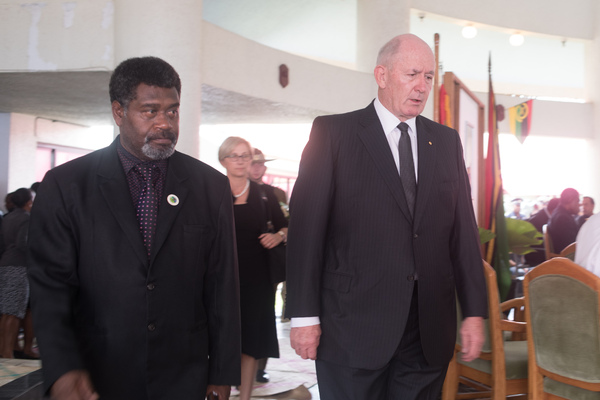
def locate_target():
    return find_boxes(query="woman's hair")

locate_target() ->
[10,188,32,208]
[218,136,252,161]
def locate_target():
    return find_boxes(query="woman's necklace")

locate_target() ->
[233,179,250,198]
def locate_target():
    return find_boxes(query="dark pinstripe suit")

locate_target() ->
[286,102,487,396]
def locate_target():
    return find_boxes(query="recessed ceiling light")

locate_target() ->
[509,33,525,46]
[462,25,477,39]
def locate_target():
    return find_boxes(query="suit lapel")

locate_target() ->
[357,103,412,224]
[97,141,148,267]
[150,152,189,266]
[414,116,437,230]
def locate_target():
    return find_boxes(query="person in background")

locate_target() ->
[506,198,524,219]
[577,196,595,227]
[250,149,288,206]
[286,34,487,399]
[525,197,560,266]
[248,148,290,384]
[548,188,581,254]
[0,188,32,358]
[575,212,600,276]
[219,137,287,400]
[28,56,240,400]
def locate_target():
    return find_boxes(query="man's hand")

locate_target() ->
[206,384,231,399]
[290,324,321,360]
[459,316,485,362]
[50,370,99,400]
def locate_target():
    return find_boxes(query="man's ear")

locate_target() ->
[374,65,387,89]
[111,100,124,126]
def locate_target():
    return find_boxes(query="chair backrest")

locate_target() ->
[543,224,560,260]
[457,261,501,355]
[559,242,576,260]
[524,257,600,397]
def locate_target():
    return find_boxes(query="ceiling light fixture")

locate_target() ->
[462,25,477,39]
[509,33,525,46]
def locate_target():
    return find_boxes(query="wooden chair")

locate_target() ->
[542,224,560,260]
[442,261,528,400]
[524,257,600,400]
[558,242,576,260]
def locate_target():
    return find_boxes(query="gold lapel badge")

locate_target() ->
[428,141,432,145]
[167,194,179,206]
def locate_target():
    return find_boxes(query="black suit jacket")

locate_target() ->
[548,205,580,253]
[28,138,241,399]
[286,103,487,370]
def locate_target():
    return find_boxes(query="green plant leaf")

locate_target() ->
[479,227,496,244]
[505,218,543,255]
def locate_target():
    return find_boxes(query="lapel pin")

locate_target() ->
[428,141,432,145]
[167,194,179,206]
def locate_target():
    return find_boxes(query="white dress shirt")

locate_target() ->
[575,212,600,276]
[291,98,420,328]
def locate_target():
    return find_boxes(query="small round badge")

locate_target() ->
[167,194,179,206]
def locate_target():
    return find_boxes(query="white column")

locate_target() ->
[113,0,202,158]
[587,5,600,202]
[356,0,411,73]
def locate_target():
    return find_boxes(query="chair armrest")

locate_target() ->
[499,320,527,333]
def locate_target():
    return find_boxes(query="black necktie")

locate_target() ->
[136,164,159,258]
[398,122,417,217]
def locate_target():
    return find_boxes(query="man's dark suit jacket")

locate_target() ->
[28,137,241,399]
[548,205,580,253]
[286,102,487,370]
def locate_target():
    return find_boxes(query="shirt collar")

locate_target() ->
[374,97,417,136]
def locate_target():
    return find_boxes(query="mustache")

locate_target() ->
[146,131,177,143]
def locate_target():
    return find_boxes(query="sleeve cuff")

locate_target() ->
[290,316,320,328]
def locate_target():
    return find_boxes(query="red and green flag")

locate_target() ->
[508,100,533,144]
[439,84,452,128]
[484,56,512,300]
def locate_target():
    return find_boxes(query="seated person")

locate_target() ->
[577,196,595,227]
[548,188,581,253]
[575,212,600,276]
[524,197,559,266]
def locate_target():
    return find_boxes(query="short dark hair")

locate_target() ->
[109,56,181,108]
[584,196,595,206]
[547,198,560,214]
[11,188,32,208]
[560,188,579,205]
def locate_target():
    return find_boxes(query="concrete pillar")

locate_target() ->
[113,0,202,159]
[356,0,411,73]
[588,3,600,202]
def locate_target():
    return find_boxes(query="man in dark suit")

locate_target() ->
[28,57,241,400]
[548,188,581,253]
[286,34,487,399]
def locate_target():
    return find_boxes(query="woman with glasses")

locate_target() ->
[218,137,288,400]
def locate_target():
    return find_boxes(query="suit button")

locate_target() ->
[147,283,155,291]
[148,324,156,332]
[413,233,418,239]
[407,275,415,281]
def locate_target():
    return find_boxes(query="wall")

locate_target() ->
[0,0,114,71]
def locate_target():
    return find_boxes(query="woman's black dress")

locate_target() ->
[234,181,287,359]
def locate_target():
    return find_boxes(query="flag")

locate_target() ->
[508,100,533,144]
[439,84,452,128]
[484,55,512,300]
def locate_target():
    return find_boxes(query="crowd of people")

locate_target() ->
[507,190,597,272]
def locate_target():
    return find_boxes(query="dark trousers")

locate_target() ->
[316,285,447,400]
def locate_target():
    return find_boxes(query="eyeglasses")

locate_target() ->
[223,153,252,162]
